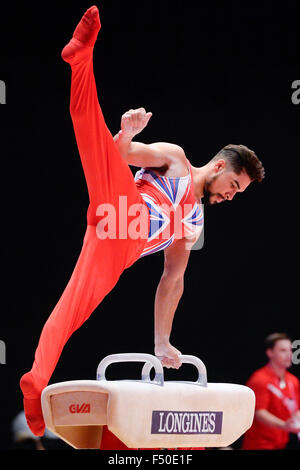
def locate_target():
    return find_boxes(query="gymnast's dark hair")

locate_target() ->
[213,144,265,182]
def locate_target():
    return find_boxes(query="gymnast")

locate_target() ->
[20,5,265,437]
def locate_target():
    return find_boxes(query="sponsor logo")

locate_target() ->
[151,410,223,434]
[69,403,91,414]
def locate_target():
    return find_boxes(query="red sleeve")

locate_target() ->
[246,373,270,410]
[287,373,300,409]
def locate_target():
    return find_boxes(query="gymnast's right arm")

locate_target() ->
[113,108,185,167]
[154,235,198,369]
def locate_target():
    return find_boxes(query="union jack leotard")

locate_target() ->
[134,160,204,258]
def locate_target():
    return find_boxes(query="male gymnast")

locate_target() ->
[20,5,265,437]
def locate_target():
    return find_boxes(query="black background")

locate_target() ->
[0,0,299,451]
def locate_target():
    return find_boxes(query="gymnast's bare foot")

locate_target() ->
[61,6,101,63]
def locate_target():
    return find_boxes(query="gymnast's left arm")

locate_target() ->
[154,236,196,369]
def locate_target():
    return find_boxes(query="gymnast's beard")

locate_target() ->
[202,185,213,206]
[202,177,225,206]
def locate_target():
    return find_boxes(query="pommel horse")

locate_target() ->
[41,353,255,449]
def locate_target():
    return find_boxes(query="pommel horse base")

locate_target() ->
[41,353,255,449]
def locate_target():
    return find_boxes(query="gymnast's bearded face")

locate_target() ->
[203,159,251,206]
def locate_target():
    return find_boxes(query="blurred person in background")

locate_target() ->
[10,411,70,450]
[242,332,300,450]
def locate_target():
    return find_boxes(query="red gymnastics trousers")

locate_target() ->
[20,6,202,451]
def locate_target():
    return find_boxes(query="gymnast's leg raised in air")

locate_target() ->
[20,5,147,437]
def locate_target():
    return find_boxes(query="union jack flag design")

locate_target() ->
[134,160,204,258]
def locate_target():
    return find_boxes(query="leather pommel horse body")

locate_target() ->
[41,353,255,449]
